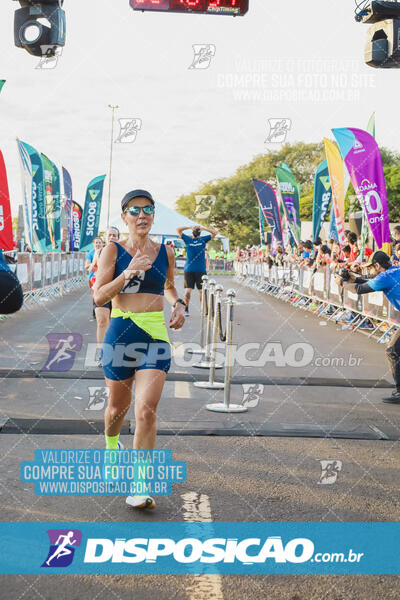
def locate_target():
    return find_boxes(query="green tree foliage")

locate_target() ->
[384,165,400,221]
[175,142,400,246]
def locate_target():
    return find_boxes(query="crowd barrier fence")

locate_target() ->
[3,252,88,314]
[234,261,398,342]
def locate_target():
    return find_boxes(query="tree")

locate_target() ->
[175,142,400,246]
[384,165,400,221]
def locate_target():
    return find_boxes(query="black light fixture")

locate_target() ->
[14,0,66,57]
[355,1,400,67]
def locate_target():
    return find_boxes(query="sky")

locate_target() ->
[1,0,399,229]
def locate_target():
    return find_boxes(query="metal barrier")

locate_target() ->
[60,253,68,283]
[207,259,234,272]
[187,277,248,412]
[16,253,32,293]
[187,275,209,356]
[206,288,247,413]
[32,254,44,289]
[234,260,400,340]
[193,279,223,369]
[2,252,88,314]
[194,283,225,390]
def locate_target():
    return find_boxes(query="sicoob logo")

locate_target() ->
[42,529,82,568]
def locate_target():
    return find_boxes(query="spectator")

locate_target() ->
[347,232,359,261]
[392,225,400,244]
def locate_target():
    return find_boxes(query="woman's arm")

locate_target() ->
[164,245,185,330]
[94,244,157,306]
[92,244,125,306]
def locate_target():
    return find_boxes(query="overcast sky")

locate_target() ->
[1,0,399,229]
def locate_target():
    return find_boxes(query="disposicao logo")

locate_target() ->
[83,536,314,564]
[42,529,82,568]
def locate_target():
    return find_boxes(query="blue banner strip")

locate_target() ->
[0,522,399,574]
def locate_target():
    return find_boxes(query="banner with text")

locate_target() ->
[79,175,106,252]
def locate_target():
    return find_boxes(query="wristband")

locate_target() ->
[173,298,186,309]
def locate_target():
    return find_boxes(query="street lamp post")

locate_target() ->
[107,104,119,228]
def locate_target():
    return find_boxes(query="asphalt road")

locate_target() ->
[1,275,399,599]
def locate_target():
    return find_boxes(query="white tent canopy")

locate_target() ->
[150,200,229,252]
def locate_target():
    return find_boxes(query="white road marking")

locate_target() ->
[181,491,223,600]
[172,343,191,398]
[175,380,191,398]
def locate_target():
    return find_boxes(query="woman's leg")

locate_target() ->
[133,369,167,449]
[104,377,134,438]
[95,306,111,347]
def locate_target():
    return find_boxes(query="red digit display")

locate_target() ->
[130,0,249,16]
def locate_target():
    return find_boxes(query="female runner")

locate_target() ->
[93,189,186,509]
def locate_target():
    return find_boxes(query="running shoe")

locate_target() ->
[185,306,189,317]
[117,440,124,450]
[126,495,156,509]
[382,391,400,404]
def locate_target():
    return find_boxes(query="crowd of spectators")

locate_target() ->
[234,225,400,273]
[234,226,400,333]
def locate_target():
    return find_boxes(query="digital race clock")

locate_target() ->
[130,0,249,16]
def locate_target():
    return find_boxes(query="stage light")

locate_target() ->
[355,1,400,67]
[14,0,66,57]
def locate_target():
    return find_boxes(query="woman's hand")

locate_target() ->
[124,249,153,280]
[169,304,186,330]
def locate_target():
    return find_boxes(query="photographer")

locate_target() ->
[334,251,400,404]
[0,249,23,314]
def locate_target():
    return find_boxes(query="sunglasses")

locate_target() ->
[125,205,154,216]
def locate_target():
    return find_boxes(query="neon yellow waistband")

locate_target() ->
[111,308,171,345]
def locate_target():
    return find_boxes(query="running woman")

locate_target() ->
[87,230,120,365]
[93,190,186,509]
[92,228,120,364]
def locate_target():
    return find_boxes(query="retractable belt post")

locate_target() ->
[206,288,248,413]
[187,274,208,355]
[193,279,223,370]
[200,274,208,349]
[194,283,225,389]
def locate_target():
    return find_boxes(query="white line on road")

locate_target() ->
[172,342,191,398]
[175,380,191,398]
[181,491,223,600]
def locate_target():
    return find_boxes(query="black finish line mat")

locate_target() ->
[0,369,394,389]
[0,417,391,440]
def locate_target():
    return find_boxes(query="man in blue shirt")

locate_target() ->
[176,225,218,315]
[335,251,400,404]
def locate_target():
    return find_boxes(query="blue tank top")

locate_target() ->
[113,241,168,296]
